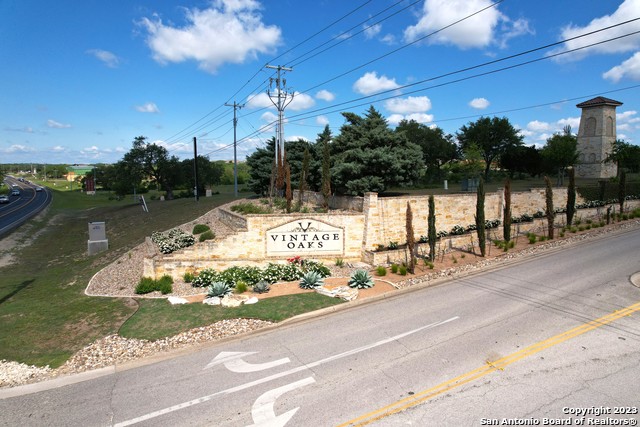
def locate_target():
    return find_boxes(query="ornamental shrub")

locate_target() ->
[192,224,210,234]
[199,230,216,242]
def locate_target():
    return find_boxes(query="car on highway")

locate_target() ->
[0,195,9,204]
[35,187,43,192]
[11,189,20,196]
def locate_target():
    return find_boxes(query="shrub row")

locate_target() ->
[191,259,331,288]
[135,275,173,295]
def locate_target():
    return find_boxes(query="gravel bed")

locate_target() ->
[3,217,638,390]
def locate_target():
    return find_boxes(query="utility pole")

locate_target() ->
[225,101,244,198]
[193,137,199,202]
[266,64,294,177]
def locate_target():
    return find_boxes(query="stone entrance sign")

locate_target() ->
[266,219,344,256]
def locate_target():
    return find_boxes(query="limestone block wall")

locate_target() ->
[361,188,585,251]
[145,210,365,279]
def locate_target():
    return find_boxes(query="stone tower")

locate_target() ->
[575,96,621,179]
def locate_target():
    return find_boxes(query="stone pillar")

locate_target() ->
[576,96,621,179]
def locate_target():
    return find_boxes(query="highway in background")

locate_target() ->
[0,176,52,237]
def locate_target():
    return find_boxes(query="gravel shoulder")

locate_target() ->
[2,216,639,390]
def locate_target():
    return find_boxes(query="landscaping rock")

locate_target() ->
[168,296,188,305]
[203,297,221,305]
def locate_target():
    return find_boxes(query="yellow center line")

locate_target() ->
[337,301,640,427]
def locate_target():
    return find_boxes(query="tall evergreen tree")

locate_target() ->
[545,176,555,239]
[406,202,415,274]
[476,177,486,256]
[566,167,576,226]
[503,178,512,242]
[284,153,292,213]
[332,106,423,195]
[428,195,437,262]
[298,147,310,207]
[320,126,332,209]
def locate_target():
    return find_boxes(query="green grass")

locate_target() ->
[119,293,343,341]
[0,186,250,367]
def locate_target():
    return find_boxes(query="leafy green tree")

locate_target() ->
[456,116,523,181]
[606,139,640,174]
[500,145,543,178]
[246,138,276,195]
[540,129,578,184]
[396,120,458,183]
[121,136,180,199]
[476,177,486,256]
[180,156,224,194]
[332,106,424,195]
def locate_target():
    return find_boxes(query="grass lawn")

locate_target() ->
[1,176,638,369]
[0,184,343,368]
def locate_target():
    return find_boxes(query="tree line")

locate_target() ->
[70,105,640,200]
[247,106,640,197]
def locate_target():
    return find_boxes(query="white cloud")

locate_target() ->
[260,111,278,123]
[364,23,381,40]
[3,144,33,154]
[86,49,120,68]
[405,113,434,123]
[316,115,329,126]
[47,119,71,129]
[387,114,405,126]
[603,52,640,82]
[618,110,639,122]
[403,0,502,49]
[353,71,400,95]
[387,113,433,125]
[380,34,396,45]
[135,102,160,113]
[4,126,35,133]
[469,97,490,109]
[51,145,66,152]
[139,0,282,73]
[526,120,551,132]
[557,117,580,131]
[384,96,432,114]
[289,92,315,111]
[246,92,273,109]
[550,0,640,61]
[498,18,534,49]
[316,89,335,102]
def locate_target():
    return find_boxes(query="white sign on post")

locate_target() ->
[266,219,344,256]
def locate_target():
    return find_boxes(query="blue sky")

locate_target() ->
[2,0,640,165]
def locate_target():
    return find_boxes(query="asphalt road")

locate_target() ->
[1,227,639,427]
[0,177,52,237]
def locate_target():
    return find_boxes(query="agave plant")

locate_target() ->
[206,281,232,298]
[252,280,271,294]
[299,271,324,289]
[348,269,374,289]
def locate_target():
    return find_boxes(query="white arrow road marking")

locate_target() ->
[205,351,291,372]
[114,316,459,426]
[247,377,316,427]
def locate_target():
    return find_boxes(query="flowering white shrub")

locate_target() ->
[151,228,195,254]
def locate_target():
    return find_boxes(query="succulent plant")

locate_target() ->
[252,280,271,294]
[206,281,232,298]
[299,271,324,289]
[348,269,374,289]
